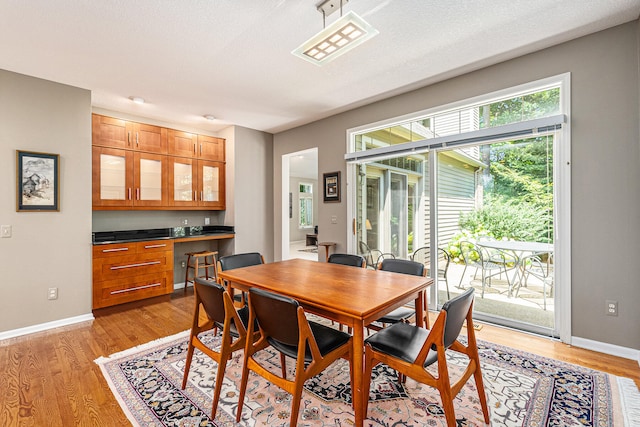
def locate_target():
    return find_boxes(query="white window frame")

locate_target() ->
[298,182,314,229]
[345,73,572,343]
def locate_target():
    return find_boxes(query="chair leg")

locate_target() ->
[280,353,287,379]
[437,381,457,427]
[289,382,305,427]
[236,357,251,423]
[181,338,195,389]
[211,352,229,418]
[184,254,192,294]
[457,265,468,289]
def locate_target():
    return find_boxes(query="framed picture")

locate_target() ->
[323,171,340,203]
[16,150,60,212]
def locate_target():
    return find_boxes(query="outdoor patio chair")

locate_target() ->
[359,241,394,269]
[236,288,353,427]
[412,246,451,299]
[182,278,256,419]
[363,288,490,427]
[458,240,511,298]
[519,253,554,310]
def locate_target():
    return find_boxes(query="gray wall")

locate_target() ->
[228,126,274,262]
[0,70,92,331]
[273,22,640,350]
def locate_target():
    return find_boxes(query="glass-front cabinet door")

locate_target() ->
[92,146,134,207]
[168,156,196,207]
[197,160,225,209]
[133,152,166,207]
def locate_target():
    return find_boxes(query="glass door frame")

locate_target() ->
[346,73,572,343]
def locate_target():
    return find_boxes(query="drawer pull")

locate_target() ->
[144,244,167,249]
[110,261,161,270]
[110,282,161,295]
[102,247,129,253]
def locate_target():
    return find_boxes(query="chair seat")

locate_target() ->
[377,306,415,324]
[365,322,437,367]
[268,321,352,363]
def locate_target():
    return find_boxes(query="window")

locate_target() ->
[299,183,313,228]
[347,74,571,341]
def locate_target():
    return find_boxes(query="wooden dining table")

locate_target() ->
[217,258,433,427]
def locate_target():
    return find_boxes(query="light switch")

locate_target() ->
[1,225,11,238]
[331,215,337,224]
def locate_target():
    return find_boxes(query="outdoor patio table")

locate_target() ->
[218,258,432,427]
[477,239,553,296]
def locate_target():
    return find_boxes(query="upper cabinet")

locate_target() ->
[92,114,225,211]
[92,114,167,153]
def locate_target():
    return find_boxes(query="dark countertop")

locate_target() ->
[93,225,234,245]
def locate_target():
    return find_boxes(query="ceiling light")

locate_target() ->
[204,115,216,121]
[292,10,378,66]
[130,96,145,104]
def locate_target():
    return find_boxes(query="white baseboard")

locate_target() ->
[0,313,95,341]
[572,336,640,366]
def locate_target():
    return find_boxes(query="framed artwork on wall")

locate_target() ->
[16,150,60,212]
[323,171,340,203]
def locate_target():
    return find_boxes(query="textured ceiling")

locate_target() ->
[1,1,639,134]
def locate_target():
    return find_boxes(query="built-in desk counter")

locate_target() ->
[92,226,234,309]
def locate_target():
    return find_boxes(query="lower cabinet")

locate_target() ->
[92,240,174,309]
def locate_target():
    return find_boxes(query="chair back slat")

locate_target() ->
[328,253,365,267]
[379,258,424,276]
[218,252,264,271]
[249,288,300,346]
[194,278,227,325]
[441,288,475,348]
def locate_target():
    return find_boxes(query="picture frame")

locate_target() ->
[323,171,340,203]
[16,150,60,212]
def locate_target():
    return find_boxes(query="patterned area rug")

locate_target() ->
[96,326,640,427]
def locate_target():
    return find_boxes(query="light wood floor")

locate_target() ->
[0,290,638,426]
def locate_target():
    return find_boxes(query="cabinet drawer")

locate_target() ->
[93,251,172,281]
[93,272,172,309]
[135,240,173,253]
[93,242,137,258]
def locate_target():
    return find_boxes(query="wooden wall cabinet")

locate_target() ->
[92,114,167,153]
[92,240,174,309]
[92,146,167,208]
[93,114,225,210]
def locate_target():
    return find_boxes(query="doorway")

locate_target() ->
[281,148,318,261]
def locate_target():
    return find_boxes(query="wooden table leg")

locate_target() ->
[415,290,425,328]
[352,319,365,427]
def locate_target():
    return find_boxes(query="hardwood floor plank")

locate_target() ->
[0,290,637,426]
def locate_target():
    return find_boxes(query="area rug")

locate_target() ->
[298,247,318,253]
[96,327,640,427]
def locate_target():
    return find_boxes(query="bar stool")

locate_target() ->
[184,250,218,293]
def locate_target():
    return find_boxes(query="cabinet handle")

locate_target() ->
[136,132,139,147]
[193,143,196,154]
[102,247,129,253]
[110,282,161,295]
[127,131,131,146]
[200,144,202,156]
[136,188,140,200]
[144,244,167,249]
[193,190,196,201]
[200,191,203,201]
[128,188,132,200]
[110,261,161,270]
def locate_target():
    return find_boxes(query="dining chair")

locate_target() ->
[236,288,353,427]
[412,246,451,299]
[458,240,511,297]
[372,258,428,329]
[217,252,265,305]
[363,288,490,427]
[181,277,255,419]
[328,253,366,268]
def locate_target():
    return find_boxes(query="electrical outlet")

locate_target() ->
[1,225,11,238]
[181,261,186,268]
[48,287,58,300]
[182,219,188,225]
[606,300,618,316]
[204,217,210,225]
